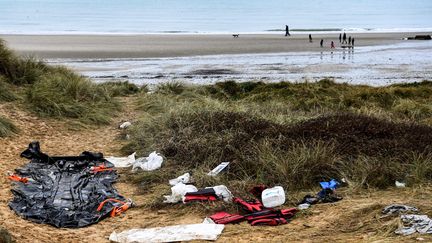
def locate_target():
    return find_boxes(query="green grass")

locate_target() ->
[99,81,148,97]
[0,76,18,102]
[126,80,432,194]
[0,38,128,125]
[0,116,18,137]
[0,227,13,243]
[25,67,120,124]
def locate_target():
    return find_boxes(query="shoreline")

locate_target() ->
[1,32,430,59]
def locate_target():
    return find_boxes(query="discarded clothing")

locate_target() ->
[207,162,229,176]
[234,197,264,213]
[184,188,218,203]
[210,208,297,226]
[395,214,432,235]
[209,185,296,227]
[169,172,191,186]
[319,179,340,190]
[132,151,163,171]
[300,179,342,206]
[163,183,198,203]
[9,141,131,228]
[109,223,225,242]
[106,152,136,168]
[382,204,419,215]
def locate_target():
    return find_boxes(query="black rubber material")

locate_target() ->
[9,141,126,228]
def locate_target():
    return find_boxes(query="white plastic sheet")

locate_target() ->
[106,152,136,168]
[132,151,163,171]
[109,223,225,242]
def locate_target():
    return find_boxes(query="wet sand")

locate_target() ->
[1,32,428,59]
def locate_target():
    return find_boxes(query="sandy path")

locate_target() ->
[1,97,432,242]
[2,32,428,59]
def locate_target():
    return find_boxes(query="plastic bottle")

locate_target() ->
[261,186,286,208]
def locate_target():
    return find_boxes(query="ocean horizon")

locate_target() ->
[1,0,431,35]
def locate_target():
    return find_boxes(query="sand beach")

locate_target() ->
[1,32,426,59]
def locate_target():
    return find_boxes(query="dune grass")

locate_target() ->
[0,38,131,125]
[125,80,432,196]
[0,116,18,137]
[25,67,120,124]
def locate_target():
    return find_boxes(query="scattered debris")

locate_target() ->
[395,180,406,188]
[395,214,432,235]
[106,152,136,167]
[299,179,342,206]
[207,162,229,176]
[208,185,233,202]
[261,186,286,208]
[298,203,311,210]
[163,183,198,203]
[119,121,132,129]
[208,185,297,227]
[132,151,164,171]
[9,141,131,228]
[169,172,191,186]
[109,223,225,242]
[382,204,418,215]
[184,188,218,203]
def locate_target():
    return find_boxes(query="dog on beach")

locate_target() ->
[232,34,239,38]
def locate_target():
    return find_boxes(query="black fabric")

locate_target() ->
[9,141,127,228]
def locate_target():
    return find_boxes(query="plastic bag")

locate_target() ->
[132,151,163,171]
[207,185,233,202]
[106,152,136,168]
[169,173,191,186]
[163,183,198,203]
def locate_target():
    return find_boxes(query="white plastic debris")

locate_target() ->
[261,186,286,208]
[395,214,432,235]
[207,162,229,176]
[169,173,191,186]
[202,217,216,224]
[132,151,163,171]
[163,183,198,203]
[206,185,233,202]
[298,203,311,210]
[395,180,406,188]
[109,223,225,242]
[119,121,132,129]
[106,152,136,168]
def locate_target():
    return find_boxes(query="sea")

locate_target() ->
[1,0,432,34]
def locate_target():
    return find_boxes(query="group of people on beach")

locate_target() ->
[339,33,355,45]
[285,26,355,49]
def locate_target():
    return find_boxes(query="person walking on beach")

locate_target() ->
[342,33,347,44]
[320,39,324,47]
[331,41,335,48]
[352,38,355,47]
[309,34,312,42]
[339,33,342,43]
[348,36,352,45]
[285,25,290,36]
